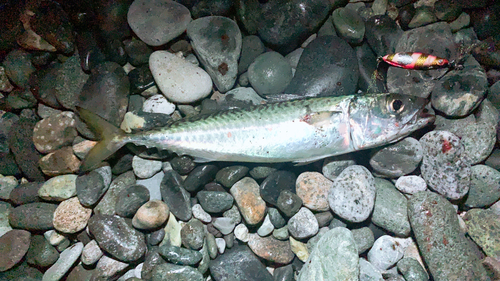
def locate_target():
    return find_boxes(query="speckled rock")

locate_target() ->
[81,240,103,266]
[332,7,365,44]
[395,175,427,194]
[370,137,423,178]
[181,219,205,250]
[160,168,192,221]
[260,170,297,206]
[88,214,146,262]
[39,174,78,202]
[132,200,170,229]
[247,234,294,264]
[408,191,490,280]
[132,156,162,179]
[367,235,405,271]
[328,165,376,223]
[115,184,150,218]
[276,190,302,218]
[359,258,384,281]
[92,255,129,280]
[158,244,203,266]
[419,131,471,200]
[0,229,31,271]
[397,257,429,281]
[42,242,83,281]
[192,204,211,223]
[287,207,319,239]
[230,177,266,225]
[351,227,375,254]
[322,155,356,181]
[76,165,111,207]
[215,165,249,188]
[53,197,92,234]
[9,202,57,231]
[151,263,203,281]
[465,165,500,208]
[39,146,81,176]
[296,172,332,211]
[0,175,17,200]
[26,235,59,268]
[197,191,234,213]
[94,171,136,215]
[463,208,500,260]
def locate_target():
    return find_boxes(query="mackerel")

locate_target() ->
[77,93,434,172]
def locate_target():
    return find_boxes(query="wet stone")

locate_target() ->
[127,0,191,46]
[92,255,128,280]
[147,228,166,246]
[115,184,150,218]
[419,131,471,200]
[160,168,192,221]
[94,171,137,215]
[136,170,163,201]
[285,35,359,99]
[88,214,147,262]
[197,191,234,213]
[239,35,265,74]
[209,245,273,281]
[128,65,155,94]
[351,227,375,254]
[184,164,218,193]
[463,209,500,260]
[397,257,429,281]
[314,211,334,228]
[170,156,196,175]
[0,229,31,271]
[408,6,438,28]
[160,212,182,248]
[181,219,205,250]
[39,146,80,176]
[332,7,365,44]
[132,200,169,230]
[453,120,497,165]
[223,205,241,225]
[249,165,278,179]
[213,217,236,235]
[234,223,250,243]
[151,263,203,281]
[142,250,166,281]
[371,179,411,237]
[187,16,242,92]
[3,49,35,88]
[395,175,427,194]
[432,56,487,117]
[76,166,111,207]
[260,170,297,206]
[231,177,266,225]
[328,165,376,223]
[215,165,249,188]
[26,234,59,268]
[367,235,405,271]
[276,190,303,218]
[408,191,490,280]
[9,202,57,231]
[247,51,293,97]
[142,94,176,115]
[43,242,84,281]
[370,137,423,178]
[268,207,286,229]
[298,227,358,281]
[287,207,319,240]
[158,244,203,266]
[53,197,92,234]
[124,38,153,66]
[465,165,500,208]
[247,234,294,264]
[206,232,218,259]
[0,202,13,237]
[296,172,331,212]
[216,237,226,254]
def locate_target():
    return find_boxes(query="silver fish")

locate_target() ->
[77,93,435,172]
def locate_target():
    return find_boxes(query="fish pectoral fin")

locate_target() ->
[302,111,341,128]
[191,156,216,163]
[293,155,331,166]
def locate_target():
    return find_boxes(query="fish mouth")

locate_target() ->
[413,102,436,127]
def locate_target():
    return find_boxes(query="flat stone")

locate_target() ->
[132,200,170,230]
[115,184,150,218]
[0,229,31,271]
[158,244,203,266]
[197,191,234,213]
[94,171,136,215]
[296,172,331,211]
[463,208,500,260]
[33,112,77,154]
[181,219,205,250]
[367,235,405,271]
[42,242,83,281]
[230,177,266,225]
[9,202,57,231]
[81,240,103,266]
[247,234,294,264]
[53,197,92,234]
[151,263,203,281]
[39,174,78,202]
[160,168,192,221]
[26,235,59,268]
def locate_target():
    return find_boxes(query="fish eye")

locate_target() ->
[389,99,404,114]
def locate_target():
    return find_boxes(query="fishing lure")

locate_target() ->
[379,52,451,70]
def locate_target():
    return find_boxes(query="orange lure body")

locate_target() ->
[381,52,450,70]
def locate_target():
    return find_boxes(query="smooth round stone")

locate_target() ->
[485,149,500,171]
[247,51,293,97]
[239,35,265,74]
[284,35,359,98]
[367,235,405,271]
[197,191,234,213]
[359,258,384,281]
[132,156,162,179]
[370,137,423,178]
[328,165,376,223]
[463,209,500,260]
[371,179,410,237]
[187,16,242,92]
[39,174,78,202]
[408,6,438,28]
[450,12,471,32]
[432,57,487,117]
[259,170,297,206]
[215,237,226,254]
[298,227,358,281]
[149,51,212,103]
[247,234,294,264]
[332,8,365,44]
[296,172,332,212]
[215,165,249,188]
[160,169,192,222]
[268,207,286,229]
[230,177,266,225]
[170,156,196,175]
[132,200,170,229]
[88,214,147,262]
[38,147,80,176]
[408,191,490,280]
[397,257,429,281]
[454,121,496,165]
[351,227,375,254]
[32,112,77,154]
[419,131,471,200]
[152,263,204,281]
[124,38,153,66]
[147,228,166,246]
[9,202,57,231]
[314,211,334,228]
[273,226,290,241]
[41,243,83,280]
[0,229,31,271]
[0,66,14,92]
[184,164,218,193]
[276,190,303,218]
[142,94,176,115]
[26,235,59,268]
[76,166,111,207]
[127,0,191,46]
[233,224,250,243]
[81,240,103,266]
[160,212,182,248]
[395,175,427,194]
[210,246,274,281]
[3,49,35,88]
[257,214,274,237]
[115,184,150,218]
[192,204,211,223]
[53,197,92,234]
[0,175,17,200]
[222,205,241,225]
[322,155,356,181]
[128,65,155,94]
[141,251,166,280]
[93,255,129,280]
[181,219,205,250]
[215,87,264,109]
[289,236,308,262]
[287,207,319,239]
[212,217,236,235]
[206,232,218,259]
[94,171,136,215]
[158,244,203,266]
[465,165,500,208]
[136,170,164,201]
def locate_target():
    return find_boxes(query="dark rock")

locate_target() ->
[9,202,57,231]
[66,264,94,281]
[355,42,386,93]
[76,31,106,72]
[276,190,303,218]
[141,250,166,281]
[369,137,423,178]
[191,0,233,18]
[238,35,265,74]
[151,263,203,281]
[76,170,107,207]
[0,229,31,271]
[9,182,42,206]
[268,207,287,229]
[274,264,294,281]
[128,65,155,94]
[158,244,203,265]
[216,165,249,188]
[115,184,150,217]
[160,169,192,221]
[3,49,36,89]
[365,15,403,57]
[124,38,153,67]
[260,170,297,206]
[197,191,234,213]
[284,36,359,98]
[170,156,196,175]
[181,219,205,250]
[184,164,218,192]
[0,3,22,52]
[147,228,165,246]
[397,4,416,31]
[26,235,59,267]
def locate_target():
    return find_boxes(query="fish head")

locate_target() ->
[349,93,435,150]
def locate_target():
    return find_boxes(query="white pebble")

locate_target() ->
[395,175,427,194]
[234,223,250,242]
[192,204,212,223]
[132,156,162,179]
[215,238,226,254]
[143,94,176,115]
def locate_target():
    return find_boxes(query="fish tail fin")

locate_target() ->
[76,106,128,172]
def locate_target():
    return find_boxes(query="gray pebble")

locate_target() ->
[42,242,83,281]
[367,235,404,271]
[369,137,423,178]
[397,257,429,281]
[196,191,234,213]
[351,227,375,254]
[465,165,500,208]
[181,219,206,250]
[158,244,203,266]
[287,207,319,239]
